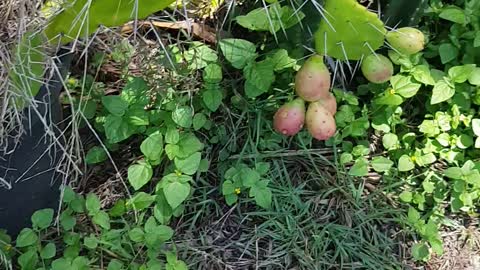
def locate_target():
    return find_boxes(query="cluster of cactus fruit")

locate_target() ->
[273,26,425,140]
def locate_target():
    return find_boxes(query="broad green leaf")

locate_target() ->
[391,75,421,98]
[165,128,180,144]
[412,242,430,261]
[255,162,271,176]
[31,208,54,230]
[121,77,150,106]
[125,105,149,126]
[203,88,223,112]
[422,180,435,193]
[240,168,260,187]
[399,191,413,202]
[468,67,480,85]
[184,42,218,70]
[382,133,398,150]
[165,144,180,160]
[225,194,238,205]
[374,91,404,106]
[203,63,223,83]
[249,180,272,209]
[448,65,476,83]
[411,65,435,85]
[86,193,101,216]
[92,211,110,230]
[85,146,108,164]
[371,157,393,173]
[101,96,128,116]
[40,243,56,259]
[83,235,98,249]
[193,113,207,131]
[348,158,369,177]
[172,106,193,128]
[127,161,153,190]
[267,49,296,71]
[472,119,480,136]
[476,137,480,148]
[126,192,156,211]
[174,152,202,175]
[107,260,123,270]
[243,60,276,98]
[439,6,466,24]
[398,155,415,172]
[340,153,353,165]
[129,228,145,243]
[438,43,458,64]
[60,211,76,230]
[407,207,421,224]
[104,115,136,143]
[16,228,38,247]
[352,145,370,157]
[219,39,257,69]
[456,134,473,149]
[140,132,163,161]
[415,153,437,167]
[431,79,454,104]
[475,31,480,48]
[154,192,173,225]
[176,133,204,159]
[163,182,191,209]
[109,199,126,217]
[419,120,440,137]
[18,249,38,270]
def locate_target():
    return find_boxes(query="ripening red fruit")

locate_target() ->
[273,98,306,136]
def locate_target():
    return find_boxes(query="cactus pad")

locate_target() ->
[314,0,387,60]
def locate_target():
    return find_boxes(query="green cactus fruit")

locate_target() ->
[386,27,425,55]
[314,0,387,60]
[361,54,394,84]
[295,55,331,102]
[306,101,336,141]
[273,98,306,136]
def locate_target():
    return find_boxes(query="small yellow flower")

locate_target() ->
[4,244,12,251]
[175,170,183,176]
[389,88,396,95]
[410,156,416,162]
[234,188,241,195]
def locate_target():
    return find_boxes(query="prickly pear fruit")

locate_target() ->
[386,27,425,55]
[361,54,394,84]
[318,93,337,115]
[306,101,336,141]
[295,55,331,102]
[273,98,306,136]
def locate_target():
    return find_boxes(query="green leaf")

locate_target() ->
[340,153,353,165]
[193,113,207,131]
[448,65,476,83]
[165,144,180,160]
[352,145,370,157]
[391,75,421,98]
[129,228,145,243]
[83,234,98,249]
[128,161,153,190]
[422,180,435,193]
[431,79,455,104]
[415,153,437,167]
[107,260,123,270]
[348,158,369,176]
[374,91,404,106]
[172,106,193,128]
[125,105,149,126]
[18,249,38,270]
[163,181,191,209]
[371,157,393,173]
[31,208,54,230]
[243,60,275,98]
[398,155,415,172]
[255,162,270,176]
[411,65,435,85]
[475,137,480,149]
[224,194,238,205]
[468,67,480,85]
[438,43,458,64]
[399,191,413,202]
[407,207,421,224]
[140,132,163,161]
[222,180,236,195]
[439,6,466,24]
[475,31,480,48]
[382,133,398,150]
[92,211,110,230]
[86,193,101,216]
[203,63,222,83]
[184,42,218,70]
[412,242,430,261]
[40,243,56,259]
[203,88,223,112]
[165,128,180,144]
[85,146,108,164]
[121,77,149,106]
[16,228,38,247]
[154,192,173,225]
[249,180,272,209]
[60,211,76,230]
[104,115,136,143]
[419,120,440,137]
[102,95,128,116]
[126,192,156,211]
[219,39,257,69]
[63,186,76,203]
[176,133,204,159]
[472,119,480,136]
[174,152,202,175]
[267,49,296,71]
[456,134,473,149]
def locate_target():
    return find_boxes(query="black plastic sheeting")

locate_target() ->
[0,50,73,237]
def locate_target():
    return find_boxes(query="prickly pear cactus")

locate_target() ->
[382,0,428,27]
[313,0,387,61]
[45,0,175,44]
